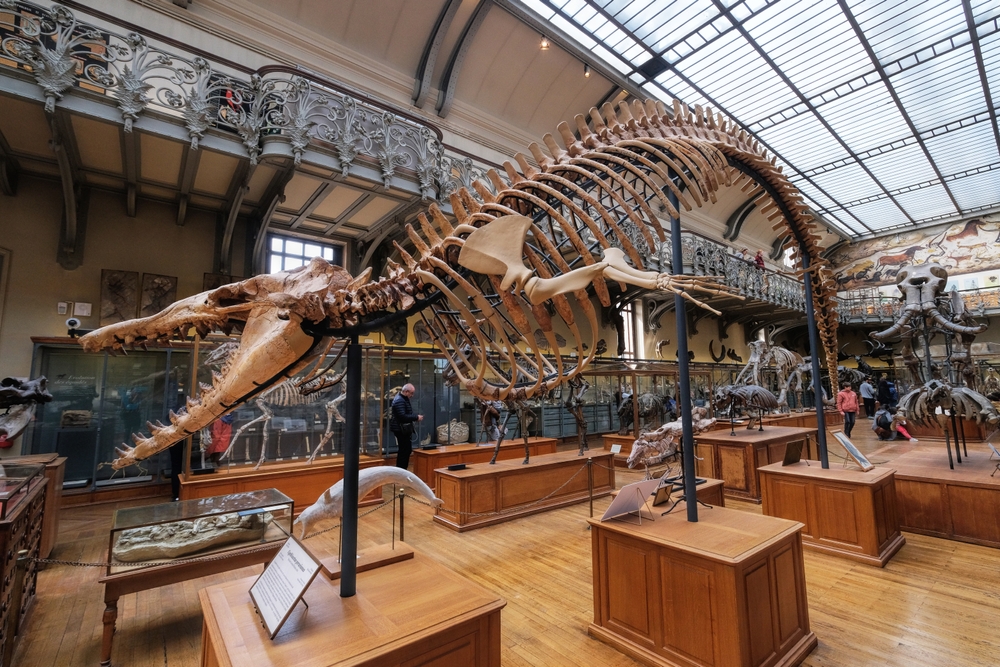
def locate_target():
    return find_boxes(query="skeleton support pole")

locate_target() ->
[669,186,698,523]
[340,336,361,597]
[802,253,829,469]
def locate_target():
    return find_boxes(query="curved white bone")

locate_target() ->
[294,467,442,538]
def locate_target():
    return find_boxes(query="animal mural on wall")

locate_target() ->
[78,98,838,472]
[830,218,1000,290]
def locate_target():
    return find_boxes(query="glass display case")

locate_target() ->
[107,488,293,575]
[186,336,385,474]
[27,340,191,490]
[0,463,44,520]
[381,349,461,453]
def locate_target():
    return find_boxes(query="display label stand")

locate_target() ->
[249,537,322,639]
[601,479,657,523]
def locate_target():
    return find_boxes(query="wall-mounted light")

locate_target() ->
[540,35,550,50]
[584,63,591,78]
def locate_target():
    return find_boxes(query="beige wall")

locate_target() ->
[0,177,243,379]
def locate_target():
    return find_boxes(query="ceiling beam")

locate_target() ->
[437,0,492,118]
[413,0,462,109]
[837,0,963,217]
[49,110,87,269]
[723,198,756,242]
[290,181,335,229]
[250,165,296,275]
[0,129,19,196]
[175,145,202,226]
[119,127,139,217]
[219,161,253,275]
[324,193,376,237]
[962,0,1000,159]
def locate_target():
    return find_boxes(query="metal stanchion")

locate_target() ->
[399,488,406,543]
[588,457,594,518]
[340,336,362,597]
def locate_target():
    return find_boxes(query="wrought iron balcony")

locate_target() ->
[644,231,808,332]
[838,286,1000,326]
[0,0,493,200]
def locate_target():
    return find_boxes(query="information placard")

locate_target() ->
[249,537,322,639]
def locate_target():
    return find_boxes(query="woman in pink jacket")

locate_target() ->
[836,384,859,437]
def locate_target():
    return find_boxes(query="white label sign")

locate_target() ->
[249,537,322,639]
[610,444,622,454]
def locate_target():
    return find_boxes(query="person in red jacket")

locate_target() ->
[836,384,859,437]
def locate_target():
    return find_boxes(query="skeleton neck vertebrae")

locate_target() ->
[81,98,838,471]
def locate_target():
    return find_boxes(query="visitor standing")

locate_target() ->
[389,383,423,470]
[836,384,859,437]
[877,375,892,409]
[859,377,875,418]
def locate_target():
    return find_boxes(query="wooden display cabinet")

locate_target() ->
[0,466,47,667]
[759,461,905,567]
[694,427,816,503]
[411,436,558,490]
[589,506,816,667]
[434,450,615,531]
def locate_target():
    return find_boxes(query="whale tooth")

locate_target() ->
[212,371,223,386]
[169,410,180,426]
[186,396,200,411]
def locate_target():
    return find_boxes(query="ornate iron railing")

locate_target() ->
[0,0,493,200]
[644,232,807,331]
[838,286,1000,324]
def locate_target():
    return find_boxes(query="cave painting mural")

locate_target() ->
[830,218,1000,290]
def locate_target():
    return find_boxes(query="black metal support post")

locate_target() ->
[668,186,698,523]
[588,457,594,518]
[340,336,362,597]
[801,252,829,469]
[399,488,406,543]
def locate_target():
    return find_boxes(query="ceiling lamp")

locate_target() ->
[540,35,550,50]
[584,63,590,78]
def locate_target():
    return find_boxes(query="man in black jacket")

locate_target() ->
[389,383,422,470]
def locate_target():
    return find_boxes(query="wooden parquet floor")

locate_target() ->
[13,426,1000,666]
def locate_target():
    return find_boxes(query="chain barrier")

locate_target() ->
[31,461,602,568]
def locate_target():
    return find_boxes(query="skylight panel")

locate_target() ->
[756,112,849,168]
[790,178,838,211]
[845,198,911,230]
[861,143,938,192]
[971,0,1000,24]
[850,0,967,64]
[817,83,911,153]
[947,170,1000,210]
[809,162,885,204]
[678,35,796,121]
[892,185,959,220]
[653,71,713,108]
[924,121,1000,175]
[891,46,986,131]
[981,31,1000,98]
[521,0,555,20]
[746,3,870,98]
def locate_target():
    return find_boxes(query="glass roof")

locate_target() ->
[521,0,1000,239]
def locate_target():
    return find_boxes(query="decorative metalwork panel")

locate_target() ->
[646,232,807,332]
[0,0,492,201]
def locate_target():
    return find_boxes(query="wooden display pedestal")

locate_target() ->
[412,437,558,489]
[602,434,635,467]
[694,427,817,503]
[199,550,505,667]
[313,542,415,580]
[589,506,816,667]
[759,461,905,567]
[887,447,1000,548]
[178,455,385,513]
[434,450,615,532]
